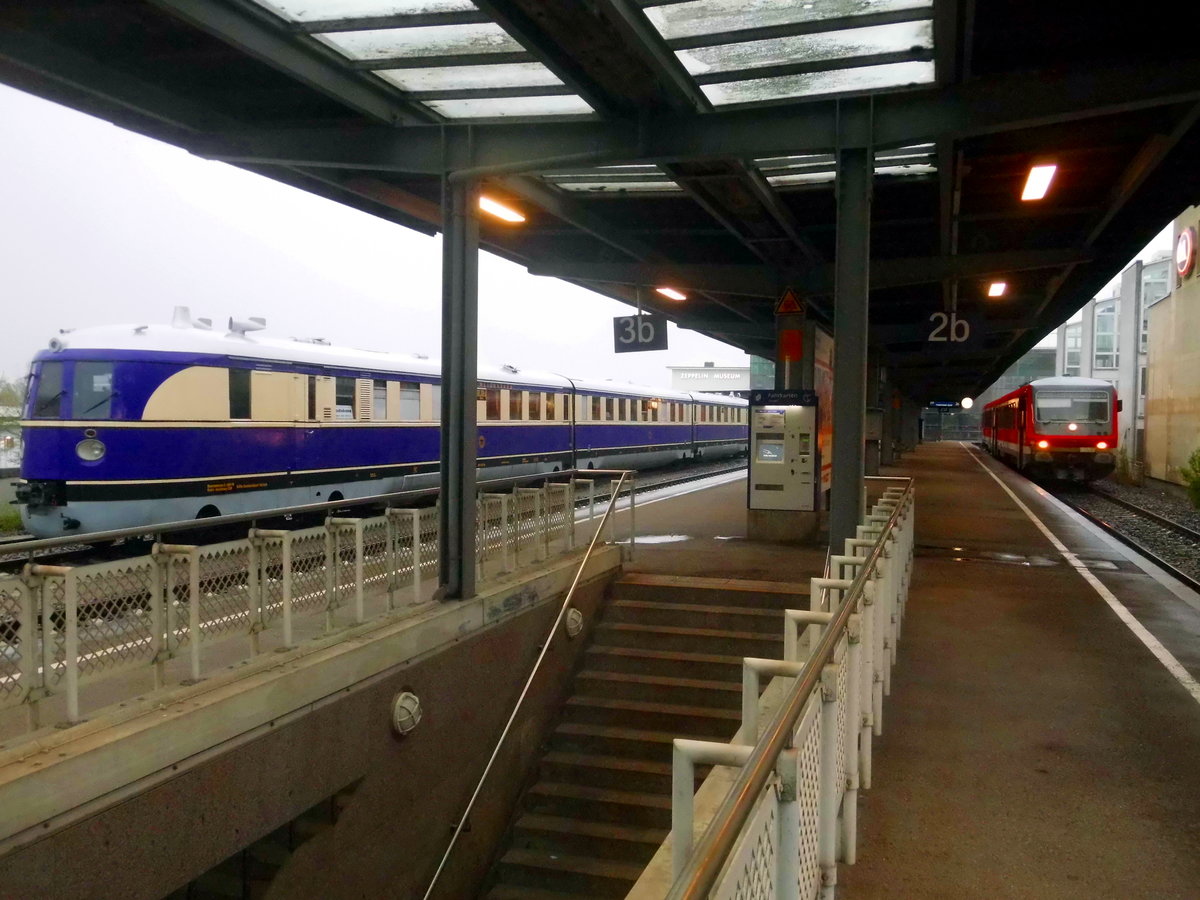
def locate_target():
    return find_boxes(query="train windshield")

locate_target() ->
[73,361,115,419]
[30,361,65,418]
[1034,390,1110,424]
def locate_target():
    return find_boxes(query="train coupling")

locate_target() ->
[14,479,67,509]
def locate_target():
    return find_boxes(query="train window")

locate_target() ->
[334,376,355,420]
[529,391,542,420]
[307,376,317,421]
[589,396,600,421]
[72,361,114,419]
[230,369,252,420]
[31,361,64,418]
[427,383,441,420]
[602,398,612,421]
[396,382,419,420]
[484,388,501,421]
[1035,391,1110,424]
[546,392,556,421]
[373,380,388,420]
[510,390,524,420]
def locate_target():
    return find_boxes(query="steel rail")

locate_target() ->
[1083,486,1200,543]
[1055,491,1200,594]
[666,478,913,900]
[420,469,634,900]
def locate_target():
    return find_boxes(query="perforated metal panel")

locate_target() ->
[713,787,779,900]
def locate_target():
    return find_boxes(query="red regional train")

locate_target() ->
[982,377,1119,481]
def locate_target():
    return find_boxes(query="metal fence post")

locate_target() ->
[842,614,863,864]
[281,532,294,646]
[627,476,636,559]
[818,663,841,899]
[776,748,801,900]
[411,509,423,605]
[247,534,262,655]
[151,547,167,690]
[498,496,510,573]
[353,520,365,623]
[188,548,201,682]
[324,518,337,631]
[63,571,80,724]
[16,577,38,732]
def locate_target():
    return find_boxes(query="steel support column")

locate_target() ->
[830,146,872,547]
[438,179,479,599]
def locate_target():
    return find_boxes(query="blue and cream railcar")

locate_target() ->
[689,392,750,461]
[17,312,748,537]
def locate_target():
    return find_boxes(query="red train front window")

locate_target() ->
[1034,390,1111,435]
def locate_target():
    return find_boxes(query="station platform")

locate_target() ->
[612,443,1200,898]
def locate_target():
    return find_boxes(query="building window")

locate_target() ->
[1064,323,1082,377]
[1093,300,1118,369]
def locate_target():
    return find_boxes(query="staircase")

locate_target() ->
[482,574,807,899]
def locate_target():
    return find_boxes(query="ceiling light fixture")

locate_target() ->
[1021,164,1057,201]
[478,195,525,223]
[987,281,1007,297]
[656,287,687,301]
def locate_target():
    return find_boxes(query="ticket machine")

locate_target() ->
[748,390,818,512]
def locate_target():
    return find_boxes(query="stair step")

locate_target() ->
[497,848,644,897]
[613,573,808,609]
[607,598,784,633]
[549,722,681,760]
[525,782,672,828]
[485,886,589,900]
[594,621,783,656]
[511,813,665,862]
[541,750,704,793]
[584,645,746,681]
[575,668,744,709]
[564,695,741,739]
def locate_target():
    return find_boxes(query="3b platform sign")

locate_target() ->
[613,313,668,353]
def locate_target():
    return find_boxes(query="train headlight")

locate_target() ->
[75,438,106,461]
[1037,440,1050,449]
[1067,422,1078,431]
[1096,441,1108,450]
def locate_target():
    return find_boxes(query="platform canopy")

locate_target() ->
[3,1,1199,400]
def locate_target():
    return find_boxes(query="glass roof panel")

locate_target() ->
[318,23,519,61]
[766,162,935,186]
[256,1,476,23]
[676,21,932,76]
[644,0,932,41]
[376,62,562,92]
[426,95,594,118]
[551,181,682,192]
[702,60,935,105]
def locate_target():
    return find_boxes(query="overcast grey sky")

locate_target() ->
[0,82,1173,387]
[0,82,747,388]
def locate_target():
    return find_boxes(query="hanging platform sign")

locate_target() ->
[613,313,668,352]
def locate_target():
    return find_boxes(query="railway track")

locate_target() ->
[0,459,747,574]
[1053,485,1200,592]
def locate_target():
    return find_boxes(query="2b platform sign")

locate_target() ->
[613,313,668,353]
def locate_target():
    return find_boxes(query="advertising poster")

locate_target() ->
[813,327,834,494]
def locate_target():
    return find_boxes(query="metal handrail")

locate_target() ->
[420,469,635,900]
[4,468,592,555]
[665,477,913,899]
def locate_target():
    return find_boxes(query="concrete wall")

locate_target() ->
[0,554,619,899]
[1145,219,1200,483]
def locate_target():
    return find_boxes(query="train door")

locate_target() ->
[1016,395,1028,470]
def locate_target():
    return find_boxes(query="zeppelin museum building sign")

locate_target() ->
[668,363,751,396]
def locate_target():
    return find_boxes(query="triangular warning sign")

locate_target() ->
[775,287,804,316]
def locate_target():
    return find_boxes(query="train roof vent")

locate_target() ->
[501,364,519,373]
[412,353,429,360]
[228,317,266,338]
[195,318,213,330]
[292,336,330,345]
[172,306,193,329]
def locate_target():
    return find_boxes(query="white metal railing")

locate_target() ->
[666,476,915,900]
[0,476,625,736]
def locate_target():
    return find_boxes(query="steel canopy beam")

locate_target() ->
[196,62,1200,174]
[525,248,1091,296]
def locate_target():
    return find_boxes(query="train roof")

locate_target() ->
[36,312,733,404]
[1028,377,1116,389]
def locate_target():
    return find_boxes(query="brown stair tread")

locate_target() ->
[617,573,810,594]
[611,599,784,617]
[577,669,742,694]
[587,645,746,666]
[542,751,673,776]
[554,721,707,746]
[514,813,665,845]
[566,695,742,721]
[500,848,646,880]
[527,781,672,810]
[486,888,581,900]
[485,887,585,900]
[598,622,782,642]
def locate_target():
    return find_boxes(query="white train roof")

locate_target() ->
[1028,377,1115,389]
[42,311,737,403]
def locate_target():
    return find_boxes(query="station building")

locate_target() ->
[1055,253,1171,464]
